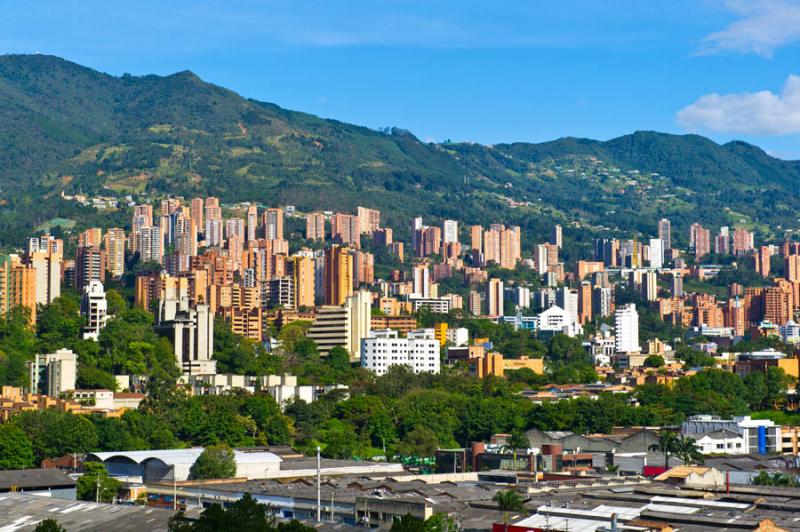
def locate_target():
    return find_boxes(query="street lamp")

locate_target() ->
[316,446,321,522]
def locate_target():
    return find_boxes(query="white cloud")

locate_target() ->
[677,74,800,135]
[701,0,800,57]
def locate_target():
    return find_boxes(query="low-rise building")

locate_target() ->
[361,328,440,376]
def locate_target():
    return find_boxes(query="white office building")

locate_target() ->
[649,238,663,269]
[535,305,583,338]
[682,415,781,455]
[780,320,800,344]
[615,304,640,353]
[155,297,215,375]
[361,328,440,376]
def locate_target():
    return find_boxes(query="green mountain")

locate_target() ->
[1,54,799,249]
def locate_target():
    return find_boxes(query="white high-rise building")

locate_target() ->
[443,220,459,244]
[361,328,440,376]
[155,297,215,375]
[649,238,663,269]
[205,219,223,247]
[81,280,109,340]
[555,287,579,324]
[413,264,431,298]
[615,304,640,353]
[138,226,163,264]
[536,244,549,275]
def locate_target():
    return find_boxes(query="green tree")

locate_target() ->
[424,513,459,532]
[674,436,704,466]
[390,513,425,532]
[321,420,358,459]
[643,354,665,368]
[189,443,237,480]
[493,489,525,530]
[77,462,120,502]
[12,410,99,462]
[33,519,66,532]
[328,346,351,374]
[0,424,35,469]
[649,431,680,469]
[399,427,440,457]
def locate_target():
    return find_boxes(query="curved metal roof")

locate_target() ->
[87,448,282,467]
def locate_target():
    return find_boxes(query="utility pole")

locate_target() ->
[173,476,177,511]
[316,446,321,522]
[95,474,100,503]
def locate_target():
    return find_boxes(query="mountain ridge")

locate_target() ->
[0,53,798,247]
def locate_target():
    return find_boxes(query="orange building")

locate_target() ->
[0,255,37,323]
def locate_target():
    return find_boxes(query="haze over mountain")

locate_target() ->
[1,54,799,245]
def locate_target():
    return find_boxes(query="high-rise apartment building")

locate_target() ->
[354,250,375,287]
[693,224,711,261]
[246,203,258,243]
[672,272,684,297]
[290,255,315,309]
[0,254,37,323]
[658,218,671,250]
[324,245,354,305]
[306,212,326,241]
[204,197,222,225]
[642,270,658,302]
[715,226,730,255]
[486,278,504,317]
[191,198,205,231]
[556,286,579,324]
[155,296,215,375]
[357,207,380,235]
[263,207,284,241]
[733,227,754,256]
[135,225,162,265]
[81,280,109,340]
[75,246,105,291]
[551,224,563,249]
[226,218,245,240]
[470,225,483,254]
[615,304,640,354]
[331,213,360,248]
[468,290,482,316]
[104,228,126,278]
[79,228,103,248]
[649,238,663,269]
[413,264,431,298]
[755,246,771,277]
[443,220,459,244]
[25,236,62,306]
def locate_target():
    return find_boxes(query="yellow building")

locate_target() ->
[324,245,353,306]
[291,255,315,309]
[434,323,448,346]
[469,352,544,378]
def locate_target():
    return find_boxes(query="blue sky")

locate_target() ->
[3,0,800,157]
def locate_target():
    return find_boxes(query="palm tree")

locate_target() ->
[674,436,704,466]
[649,431,680,469]
[505,432,530,471]
[493,489,525,532]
